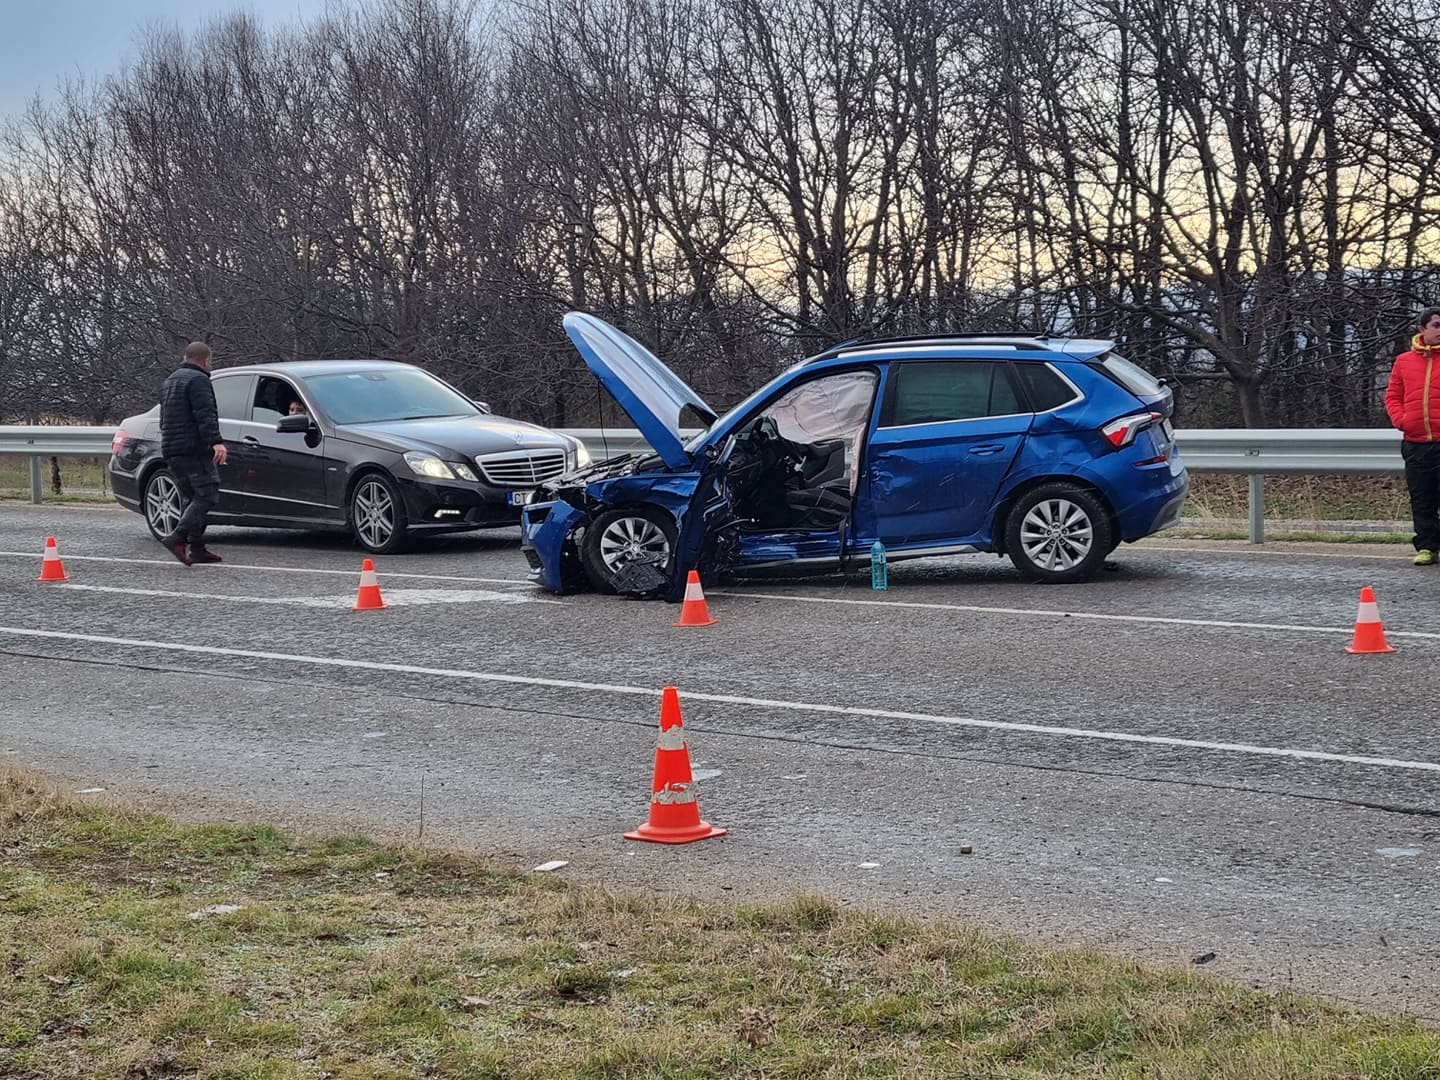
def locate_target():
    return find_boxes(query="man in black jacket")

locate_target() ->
[158,341,229,565]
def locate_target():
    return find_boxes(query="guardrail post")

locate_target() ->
[1248,473,1265,543]
[29,455,42,505]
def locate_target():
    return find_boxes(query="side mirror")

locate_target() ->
[474,400,493,414]
[276,414,312,433]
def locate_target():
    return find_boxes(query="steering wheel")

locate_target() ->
[751,415,780,442]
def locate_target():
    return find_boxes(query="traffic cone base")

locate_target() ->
[37,536,68,582]
[673,569,717,626]
[1344,586,1396,653]
[625,813,727,845]
[626,687,726,844]
[353,558,386,610]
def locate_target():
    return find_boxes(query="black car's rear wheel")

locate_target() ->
[144,468,183,541]
[350,473,410,554]
[1004,483,1113,583]
[580,507,676,594]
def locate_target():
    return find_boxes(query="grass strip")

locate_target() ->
[2,770,1437,1078]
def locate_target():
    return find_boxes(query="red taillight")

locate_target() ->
[1100,411,1161,448]
[110,428,127,455]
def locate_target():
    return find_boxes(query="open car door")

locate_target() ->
[685,369,880,584]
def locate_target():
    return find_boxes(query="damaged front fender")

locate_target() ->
[522,471,720,600]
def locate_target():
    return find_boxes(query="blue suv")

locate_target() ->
[521,313,1188,600]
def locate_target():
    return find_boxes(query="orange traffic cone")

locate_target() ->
[37,536,68,582]
[1344,586,1396,653]
[625,686,727,844]
[673,569,718,627]
[353,558,386,610]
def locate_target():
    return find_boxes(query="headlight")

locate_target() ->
[572,439,592,469]
[451,462,478,481]
[404,452,456,479]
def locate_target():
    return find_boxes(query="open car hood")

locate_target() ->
[563,312,716,469]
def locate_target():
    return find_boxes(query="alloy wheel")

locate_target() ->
[353,479,395,550]
[145,473,183,538]
[1018,497,1094,572]
[597,513,671,573]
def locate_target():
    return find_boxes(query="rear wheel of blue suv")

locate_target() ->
[1003,482,1114,584]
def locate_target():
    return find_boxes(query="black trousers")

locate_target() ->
[1401,440,1440,551]
[169,453,220,545]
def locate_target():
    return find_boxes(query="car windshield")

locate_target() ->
[301,369,480,424]
[682,356,848,452]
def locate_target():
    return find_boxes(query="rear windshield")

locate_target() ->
[1097,352,1164,397]
[302,369,480,424]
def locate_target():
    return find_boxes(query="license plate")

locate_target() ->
[1161,418,1174,439]
[508,490,534,507]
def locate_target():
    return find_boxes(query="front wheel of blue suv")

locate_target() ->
[1005,482,1114,584]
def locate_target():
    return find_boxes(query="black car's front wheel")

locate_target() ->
[580,507,677,595]
[143,467,183,541]
[349,473,410,554]
[1005,483,1113,583]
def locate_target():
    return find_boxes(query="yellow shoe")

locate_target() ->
[1415,549,1436,566]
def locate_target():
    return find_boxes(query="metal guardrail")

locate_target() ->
[0,426,117,507]
[0,423,1407,543]
[1176,429,1404,542]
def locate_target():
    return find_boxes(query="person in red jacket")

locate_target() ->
[1386,307,1440,564]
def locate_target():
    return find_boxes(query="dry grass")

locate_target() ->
[0,457,110,499]
[1184,474,1410,524]
[3,769,1438,1078]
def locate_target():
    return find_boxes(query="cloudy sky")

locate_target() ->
[1,0,335,119]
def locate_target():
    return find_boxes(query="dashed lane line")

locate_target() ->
[54,584,558,607]
[710,589,1440,640]
[0,550,531,586]
[2,625,1439,774]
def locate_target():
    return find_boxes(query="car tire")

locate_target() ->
[349,472,410,554]
[1004,483,1113,583]
[143,467,184,541]
[580,507,677,595]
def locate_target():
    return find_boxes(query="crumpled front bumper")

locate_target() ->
[520,498,588,593]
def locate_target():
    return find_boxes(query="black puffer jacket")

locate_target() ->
[159,362,222,458]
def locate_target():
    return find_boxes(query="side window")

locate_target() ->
[1015,362,1080,412]
[253,376,301,424]
[991,365,1024,414]
[211,375,253,421]
[881,361,1026,426]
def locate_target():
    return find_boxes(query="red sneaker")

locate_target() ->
[160,534,192,566]
[189,547,222,564]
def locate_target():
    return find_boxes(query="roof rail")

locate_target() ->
[807,331,1059,362]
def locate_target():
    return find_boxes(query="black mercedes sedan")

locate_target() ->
[109,360,589,553]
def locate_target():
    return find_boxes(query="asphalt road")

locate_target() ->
[2,502,1438,1015]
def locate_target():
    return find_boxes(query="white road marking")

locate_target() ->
[53,583,555,607]
[3,625,1439,775]
[710,590,1440,640]
[0,550,532,587]
[10,549,1428,639]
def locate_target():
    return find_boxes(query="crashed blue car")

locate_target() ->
[520,313,1188,601]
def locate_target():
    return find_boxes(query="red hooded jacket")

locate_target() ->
[1385,334,1440,442]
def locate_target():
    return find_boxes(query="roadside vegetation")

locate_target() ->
[1182,475,1410,527]
[0,457,110,501]
[2,769,1436,1079]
